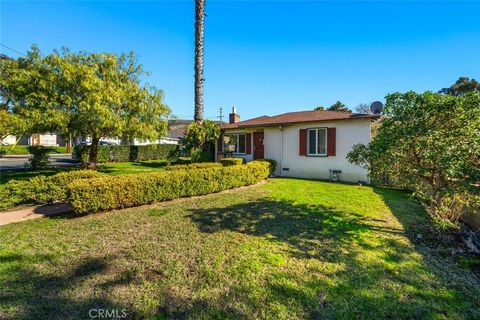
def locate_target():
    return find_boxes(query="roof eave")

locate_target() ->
[220,115,379,130]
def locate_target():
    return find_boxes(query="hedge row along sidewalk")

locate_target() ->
[0,170,105,211]
[73,143,179,164]
[68,160,274,214]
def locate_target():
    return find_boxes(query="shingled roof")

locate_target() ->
[220,110,378,129]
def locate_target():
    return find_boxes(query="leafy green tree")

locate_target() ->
[183,120,220,162]
[348,91,480,223]
[314,106,325,110]
[439,77,480,96]
[327,101,352,112]
[0,110,26,145]
[0,46,170,168]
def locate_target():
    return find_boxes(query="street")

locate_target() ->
[0,154,80,171]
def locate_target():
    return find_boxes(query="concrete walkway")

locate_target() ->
[0,203,72,226]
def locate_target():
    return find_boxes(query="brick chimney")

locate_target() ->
[229,106,240,124]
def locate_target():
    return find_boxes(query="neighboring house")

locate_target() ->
[73,120,194,146]
[1,135,17,145]
[4,119,199,147]
[218,107,378,183]
[114,120,194,146]
[3,133,65,146]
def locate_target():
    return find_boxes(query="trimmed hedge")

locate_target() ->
[165,162,222,171]
[73,144,180,163]
[0,170,105,210]
[219,158,246,166]
[68,160,274,214]
[255,159,277,172]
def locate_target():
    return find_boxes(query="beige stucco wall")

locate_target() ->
[264,119,371,183]
[221,118,371,183]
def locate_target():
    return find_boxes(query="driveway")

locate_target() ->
[0,154,80,171]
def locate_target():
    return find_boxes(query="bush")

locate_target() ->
[219,158,246,166]
[0,170,105,210]
[73,144,180,164]
[165,162,222,171]
[110,145,130,162]
[255,159,277,173]
[190,149,210,163]
[68,160,274,214]
[27,146,55,169]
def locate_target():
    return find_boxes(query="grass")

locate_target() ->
[0,145,67,155]
[0,160,170,184]
[0,178,479,319]
[96,159,170,175]
[0,168,73,184]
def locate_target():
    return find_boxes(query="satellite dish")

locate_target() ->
[370,101,384,114]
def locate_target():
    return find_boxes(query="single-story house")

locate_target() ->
[218,107,379,183]
[2,134,65,146]
[4,119,194,148]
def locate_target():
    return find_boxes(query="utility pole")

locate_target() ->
[218,107,224,125]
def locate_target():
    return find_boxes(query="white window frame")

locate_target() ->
[223,133,247,154]
[307,128,328,156]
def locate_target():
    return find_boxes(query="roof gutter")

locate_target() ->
[220,115,380,130]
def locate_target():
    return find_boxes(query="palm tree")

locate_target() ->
[194,0,205,123]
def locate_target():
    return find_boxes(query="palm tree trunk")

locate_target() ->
[194,0,205,123]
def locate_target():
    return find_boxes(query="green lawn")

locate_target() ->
[96,159,170,175]
[0,160,170,184]
[0,179,479,319]
[0,168,72,184]
[0,145,67,155]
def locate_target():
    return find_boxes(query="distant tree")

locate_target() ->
[439,77,480,96]
[327,101,352,112]
[314,106,326,110]
[0,46,170,168]
[354,103,372,114]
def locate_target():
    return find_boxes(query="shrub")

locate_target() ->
[255,159,277,173]
[190,149,210,163]
[0,148,6,156]
[347,92,480,225]
[27,146,55,169]
[68,160,274,214]
[110,145,130,162]
[0,170,105,210]
[73,144,180,164]
[219,158,246,166]
[165,162,222,171]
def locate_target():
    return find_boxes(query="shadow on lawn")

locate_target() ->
[189,198,403,260]
[130,161,170,169]
[0,254,133,320]
[185,194,479,319]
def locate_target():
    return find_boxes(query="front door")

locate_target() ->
[253,132,264,160]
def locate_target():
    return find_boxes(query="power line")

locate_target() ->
[0,43,26,57]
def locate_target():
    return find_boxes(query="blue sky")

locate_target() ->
[1,1,479,120]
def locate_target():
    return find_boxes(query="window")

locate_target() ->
[307,128,327,156]
[223,133,246,154]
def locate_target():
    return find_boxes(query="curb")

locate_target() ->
[0,154,71,159]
